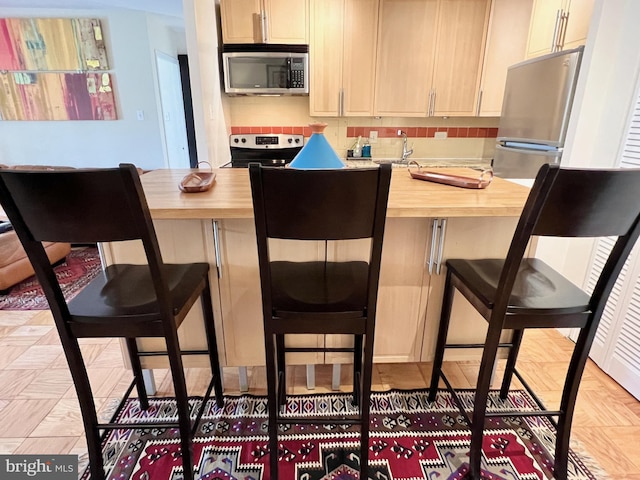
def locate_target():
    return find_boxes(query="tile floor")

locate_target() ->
[0,308,639,478]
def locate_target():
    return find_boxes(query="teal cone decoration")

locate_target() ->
[289,123,346,169]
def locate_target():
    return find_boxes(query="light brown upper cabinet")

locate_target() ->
[374,0,438,116]
[526,0,594,58]
[220,0,308,44]
[310,0,379,116]
[477,0,533,116]
[374,0,490,117]
[431,0,491,116]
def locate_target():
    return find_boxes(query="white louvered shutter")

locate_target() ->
[583,78,640,399]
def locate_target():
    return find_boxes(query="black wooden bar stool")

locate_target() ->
[0,164,224,480]
[249,163,391,480]
[427,163,640,479]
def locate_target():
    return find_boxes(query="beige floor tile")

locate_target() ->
[88,342,126,368]
[9,325,54,337]
[0,369,39,399]
[0,311,32,327]
[0,345,29,369]
[0,399,58,437]
[17,368,73,399]
[25,310,54,326]
[0,335,41,346]
[28,398,88,437]
[35,328,62,345]
[14,436,78,454]
[0,438,23,454]
[5,344,64,369]
[573,426,640,476]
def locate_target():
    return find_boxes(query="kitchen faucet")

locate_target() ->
[399,130,414,163]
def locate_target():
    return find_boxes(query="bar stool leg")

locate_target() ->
[353,334,363,407]
[264,330,280,480]
[428,269,455,402]
[469,321,503,479]
[500,329,524,399]
[165,339,194,480]
[201,280,224,408]
[126,338,149,410]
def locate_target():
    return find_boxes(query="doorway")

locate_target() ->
[156,51,190,169]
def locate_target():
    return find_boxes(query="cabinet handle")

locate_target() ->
[260,10,268,43]
[476,89,483,116]
[213,220,222,278]
[428,218,439,274]
[436,218,447,275]
[559,10,569,50]
[430,90,436,116]
[339,88,344,116]
[551,9,562,52]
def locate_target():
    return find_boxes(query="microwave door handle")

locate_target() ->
[286,58,292,88]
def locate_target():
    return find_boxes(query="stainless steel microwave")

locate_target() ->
[222,44,309,96]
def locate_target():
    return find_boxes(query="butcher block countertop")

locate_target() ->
[140,167,530,219]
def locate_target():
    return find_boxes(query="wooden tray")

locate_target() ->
[179,162,216,193]
[408,165,493,189]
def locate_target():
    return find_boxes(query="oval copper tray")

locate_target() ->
[408,163,493,189]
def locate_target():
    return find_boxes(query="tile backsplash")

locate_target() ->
[226,96,500,160]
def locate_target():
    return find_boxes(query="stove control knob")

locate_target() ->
[287,138,293,144]
[233,138,239,143]
[241,138,247,143]
[294,138,300,144]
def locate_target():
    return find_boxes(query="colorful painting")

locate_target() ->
[0,72,117,120]
[0,18,109,71]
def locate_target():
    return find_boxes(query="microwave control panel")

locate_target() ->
[290,57,305,88]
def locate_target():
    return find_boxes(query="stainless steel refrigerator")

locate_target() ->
[492,46,584,179]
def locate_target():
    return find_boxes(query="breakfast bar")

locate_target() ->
[101,167,530,383]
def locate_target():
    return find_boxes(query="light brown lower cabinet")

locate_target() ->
[102,216,521,369]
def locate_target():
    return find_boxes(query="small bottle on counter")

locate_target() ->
[362,138,371,158]
[352,136,362,158]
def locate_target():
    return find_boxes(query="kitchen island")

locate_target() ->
[102,167,530,382]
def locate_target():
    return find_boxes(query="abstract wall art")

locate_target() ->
[0,72,117,121]
[0,17,116,120]
[0,18,109,71]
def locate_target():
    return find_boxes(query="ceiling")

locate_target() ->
[0,0,184,19]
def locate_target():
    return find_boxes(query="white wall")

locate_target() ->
[0,8,183,171]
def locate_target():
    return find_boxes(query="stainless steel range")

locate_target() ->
[229,133,304,168]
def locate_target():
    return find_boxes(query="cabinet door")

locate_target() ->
[431,0,491,116]
[478,0,533,116]
[265,0,309,44]
[562,0,594,50]
[310,0,378,117]
[421,217,519,362]
[342,0,379,116]
[220,0,307,44]
[526,0,564,58]
[326,218,432,363]
[220,0,262,44]
[374,0,438,117]
[309,0,344,116]
[217,219,323,367]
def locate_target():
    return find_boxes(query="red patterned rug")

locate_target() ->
[0,246,101,310]
[81,389,604,480]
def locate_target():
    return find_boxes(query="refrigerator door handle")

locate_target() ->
[496,143,561,156]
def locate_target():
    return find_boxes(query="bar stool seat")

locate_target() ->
[447,258,591,317]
